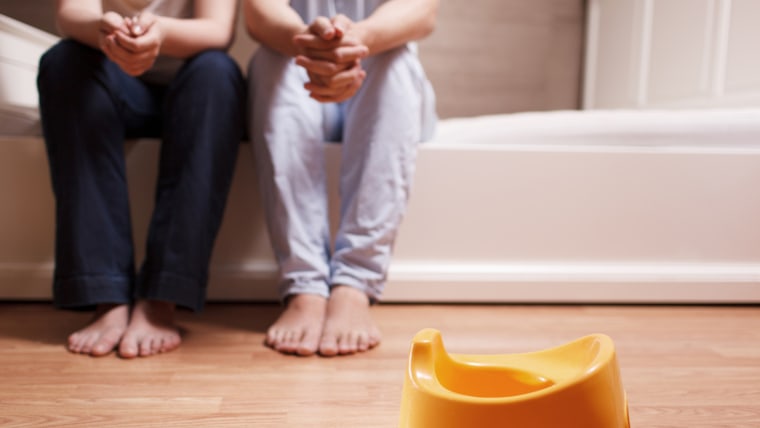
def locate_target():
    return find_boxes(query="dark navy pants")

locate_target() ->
[37,40,245,312]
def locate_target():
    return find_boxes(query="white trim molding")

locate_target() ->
[384,262,760,303]
[4,261,759,304]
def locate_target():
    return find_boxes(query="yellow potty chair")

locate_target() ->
[399,329,630,428]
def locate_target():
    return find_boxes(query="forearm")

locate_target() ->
[56,0,104,49]
[155,17,235,58]
[354,0,439,55]
[244,0,307,57]
[156,0,237,58]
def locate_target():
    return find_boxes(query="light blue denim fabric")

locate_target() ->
[248,1,436,301]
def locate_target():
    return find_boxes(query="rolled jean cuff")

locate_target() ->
[278,280,330,302]
[53,274,133,310]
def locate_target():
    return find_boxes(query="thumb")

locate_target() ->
[101,11,128,34]
[331,14,352,38]
[309,16,336,40]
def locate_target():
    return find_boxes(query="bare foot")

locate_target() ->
[319,286,381,357]
[68,304,129,356]
[266,294,328,356]
[118,300,181,359]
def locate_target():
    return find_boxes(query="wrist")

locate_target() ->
[153,15,167,44]
[289,23,310,57]
[351,21,374,55]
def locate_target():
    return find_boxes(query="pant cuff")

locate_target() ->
[278,280,330,302]
[136,271,206,312]
[53,274,133,310]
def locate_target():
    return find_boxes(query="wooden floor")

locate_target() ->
[1,303,759,427]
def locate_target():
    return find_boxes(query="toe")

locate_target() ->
[118,334,139,359]
[139,336,154,357]
[151,337,163,355]
[356,332,370,352]
[265,327,281,348]
[91,329,122,357]
[79,334,99,355]
[338,332,358,355]
[277,330,301,354]
[369,330,382,349]
[91,343,112,356]
[67,332,84,353]
[296,328,320,356]
[318,330,339,357]
[163,333,181,353]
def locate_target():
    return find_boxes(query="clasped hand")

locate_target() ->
[293,15,369,103]
[99,11,162,76]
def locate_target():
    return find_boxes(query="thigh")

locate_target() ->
[164,50,245,116]
[248,46,340,142]
[343,46,432,141]
[40,40,163,138]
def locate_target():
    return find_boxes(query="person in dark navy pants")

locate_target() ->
[37,0,244,358]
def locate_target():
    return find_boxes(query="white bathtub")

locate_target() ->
[387,110,760,303]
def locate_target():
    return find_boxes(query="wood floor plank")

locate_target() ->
[0,303,758,427]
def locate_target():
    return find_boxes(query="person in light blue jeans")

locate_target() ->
[245,0,438,356]
[37,0,244,358]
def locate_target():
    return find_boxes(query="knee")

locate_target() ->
[361,47,425,99]
[173,51,246,114]
[181,50,244,90]
[248,46,298,92]
[366,46,414,73]
[39,39,98,70]
[365,46,424,79]
[38,40,103,92]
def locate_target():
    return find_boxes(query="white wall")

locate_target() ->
[584,0,760,109]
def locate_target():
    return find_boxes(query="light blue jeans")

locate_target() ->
[248,45,436,301]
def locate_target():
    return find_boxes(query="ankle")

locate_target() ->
[284,293,328,308]
[132,299,177,323]
[95,302,127,312]
[330,285,370,304]
[136,299,175,310]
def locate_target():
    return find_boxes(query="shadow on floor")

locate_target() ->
[0,301,281,347]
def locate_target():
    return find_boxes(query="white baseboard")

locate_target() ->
[4,261,759,304]
[384,262,760,303]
